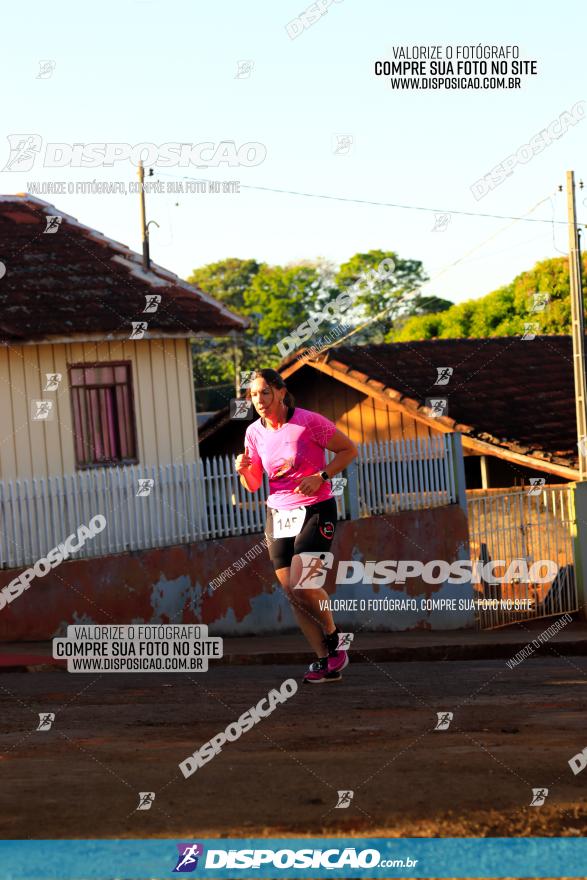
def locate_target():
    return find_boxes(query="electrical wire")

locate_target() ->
[149,170,582,354]
[154,170,584,227]
[314,192,565,355]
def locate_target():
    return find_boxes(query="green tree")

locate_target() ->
[407,294,453,315]
[187,249,432,397]
[187,258,262,312]
[393,255,583,342]
[392,293,453,336]
[187,259,263,393]
[243,263,323,344]
[393,312,446,341]
[335,249,427,342]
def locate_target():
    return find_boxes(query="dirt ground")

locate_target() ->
[1,656,587,840]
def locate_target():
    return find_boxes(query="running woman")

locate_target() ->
[234,369,358,684]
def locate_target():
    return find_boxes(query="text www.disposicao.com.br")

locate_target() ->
[70,657,202,671]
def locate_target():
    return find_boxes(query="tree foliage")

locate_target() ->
[335,250,428,341]
[188,259,264,394]
[393,256,581,342]
[188,252,585,408]
[187,258,262,312]
[187,249,428,389]
[243,264,323,342]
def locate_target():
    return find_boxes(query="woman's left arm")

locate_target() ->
[295,429,357,496]
[323,429,358,477]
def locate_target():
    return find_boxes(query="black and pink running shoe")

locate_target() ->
[303,658,341,684]
[326,649,349,675]
[303,650,349,684]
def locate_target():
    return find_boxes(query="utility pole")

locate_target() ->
[567,170,587,479]
[138,160,150,271]
[231,330,242,397]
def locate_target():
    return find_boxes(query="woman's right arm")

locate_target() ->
[235,447,263,492]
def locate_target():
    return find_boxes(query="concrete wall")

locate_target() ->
[0,505,473,641]
[0,337,198,479]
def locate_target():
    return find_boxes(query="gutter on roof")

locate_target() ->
[0,330,233,346]
[462,435,579,480]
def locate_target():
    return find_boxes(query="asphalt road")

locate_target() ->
[1,656,587,839]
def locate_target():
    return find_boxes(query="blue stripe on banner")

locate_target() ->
[1,837,586,879]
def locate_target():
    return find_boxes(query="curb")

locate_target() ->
[220,639,587,665]
[2,638,587,672]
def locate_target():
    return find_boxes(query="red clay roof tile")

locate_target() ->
[0,194,247,342]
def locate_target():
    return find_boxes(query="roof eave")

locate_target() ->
[282,355,580,480]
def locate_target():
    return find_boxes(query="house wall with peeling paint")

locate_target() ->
[0,505,473,641]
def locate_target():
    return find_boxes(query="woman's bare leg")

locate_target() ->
[290,553,336,635]
[275,565,331,657]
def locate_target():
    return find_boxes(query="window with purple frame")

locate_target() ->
[69,362,137,467]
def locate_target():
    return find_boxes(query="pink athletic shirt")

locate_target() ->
[244,407,337,510]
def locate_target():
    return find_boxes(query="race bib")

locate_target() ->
[271,506,306,539]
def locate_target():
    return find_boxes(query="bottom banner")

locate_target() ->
[0,838,586,879]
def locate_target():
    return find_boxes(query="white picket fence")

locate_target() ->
[0,464,208,570]
[0,436,457,568]
[357,435,456,514]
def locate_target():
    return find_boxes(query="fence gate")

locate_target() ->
[467,486,578,629]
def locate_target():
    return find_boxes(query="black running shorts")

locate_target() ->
[265,497,338,571]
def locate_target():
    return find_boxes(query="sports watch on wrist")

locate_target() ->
[319,470,330,482]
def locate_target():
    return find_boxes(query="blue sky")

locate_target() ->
[3,0,586,306]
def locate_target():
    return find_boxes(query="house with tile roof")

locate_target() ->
[199,337,581,487]
[0,194,246,481]
[0,193,252,573]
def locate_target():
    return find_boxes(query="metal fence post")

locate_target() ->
[570,481,587,620]
[449,432,468,515]
[446,431,475,627]
[345,458,360,521]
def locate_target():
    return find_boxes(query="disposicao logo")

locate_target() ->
[173,843,204,873]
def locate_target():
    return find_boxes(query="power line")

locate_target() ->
[309,192,561,356]
[152,169,582,359]
[154,170,583,227]
[418,195,552,290]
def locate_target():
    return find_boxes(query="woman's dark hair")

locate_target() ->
[246,368,295,408]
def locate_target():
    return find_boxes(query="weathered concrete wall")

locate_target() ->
[0,505,473,641]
